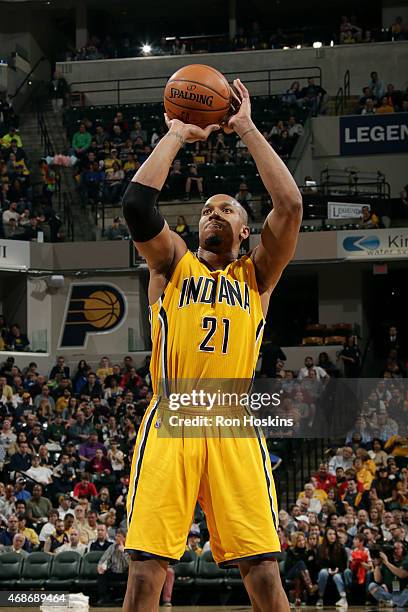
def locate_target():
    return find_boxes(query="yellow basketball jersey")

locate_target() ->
[149,250,264,393]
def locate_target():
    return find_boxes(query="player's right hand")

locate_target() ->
[165,114,219,143]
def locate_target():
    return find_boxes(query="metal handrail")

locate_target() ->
[344,69,350,101]
[62,191,75,241]
[335,86,344,115]
[9,55,47,99]
[334,69,351,115]
[69,66,323,106]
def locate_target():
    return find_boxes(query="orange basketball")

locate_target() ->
[164,64,231,128]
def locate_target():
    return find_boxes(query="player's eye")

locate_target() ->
[223,208,232,213]
[202,209,211,215]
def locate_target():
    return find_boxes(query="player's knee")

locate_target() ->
[248,560,283,591]
[128,563,159,597]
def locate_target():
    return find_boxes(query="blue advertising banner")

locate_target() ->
[339,113,408,155]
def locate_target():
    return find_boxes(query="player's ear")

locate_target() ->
[240,226,250,241]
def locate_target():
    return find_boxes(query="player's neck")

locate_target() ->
[197,247,239,271]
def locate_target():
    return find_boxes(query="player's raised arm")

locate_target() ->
[122,117,219,276]
[228,79,303,295]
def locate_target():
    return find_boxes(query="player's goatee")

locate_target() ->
[205,235,223,247]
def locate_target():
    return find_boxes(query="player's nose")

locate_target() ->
[208,208,222,219]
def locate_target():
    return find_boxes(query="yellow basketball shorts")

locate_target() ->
[125,397,281,566]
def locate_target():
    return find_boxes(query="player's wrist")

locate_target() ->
[235,119,256,140]
[167,125,186,147]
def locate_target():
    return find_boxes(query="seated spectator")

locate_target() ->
[79,162,105,207]
[89,523,112,552]
[55,527,87,555]
[297,482,325,513]
[166,159,186,199]
[68,411,94,445]
[385,83,403,110]
[107,439,124,474]
[376,96,395,114]
[298,79,327,116]
[1,127,23,148]
[1,532,29,557]
[24,453,53,486]
[26,484,52,527]
[72,124,92,158]
[17,513,39,549]
[361,98,376,115]
[96,530,129,605]
[106,216,129,240]
[92,487,112,516]
[73,472,98,500]
[298,356,329,381]
[284,531,317,606]
[347,533,373,588]
[282,81,301,106]
[0,515,30,551]
[9,442,32,475]
[6,323,30,351]
[174,215,190,239]
[313,462,337,492]
[329,447,354,475]
[235,182,255,220]
[360,205,379,229]
[287,116,304,139]
[104,160,125,205]
[81,372,103,399]
[123,152,139,179]
[43,518,69,553]
[38,509,60,544]
[184,163,204,200]
[89,448,112,480]
[317,352,339,377]
[316,528,349,607]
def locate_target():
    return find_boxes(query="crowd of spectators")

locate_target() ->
[356,72,408,115]
[69,104,308,220]
[61,16,406,62]
[0,102,63,243]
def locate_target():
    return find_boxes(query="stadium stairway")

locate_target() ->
[18,106,95,241]
[326,94,360,116]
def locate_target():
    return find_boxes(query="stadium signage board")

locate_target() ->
[0,239,30,270]
[337,228,408,260]
[339,113,408,155]
[327,202,368,219]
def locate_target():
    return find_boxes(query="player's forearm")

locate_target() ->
[131,127,185,190]
[237,121,302,213]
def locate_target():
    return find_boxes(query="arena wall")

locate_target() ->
[57,41,408,105]
[306,115,408,197]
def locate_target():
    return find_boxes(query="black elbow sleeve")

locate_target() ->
[122,181,165,242]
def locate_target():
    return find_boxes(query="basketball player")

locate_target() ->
[122,79,302,612]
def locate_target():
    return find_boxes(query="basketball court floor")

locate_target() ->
[1,606,388,612]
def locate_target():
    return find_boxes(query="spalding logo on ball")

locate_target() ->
[164,64,232,128]
[59,283,127,348]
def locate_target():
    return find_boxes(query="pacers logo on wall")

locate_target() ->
[59,283,127,348]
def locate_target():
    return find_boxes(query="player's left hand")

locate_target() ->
[164,114,220,143]
[223,78,252,135]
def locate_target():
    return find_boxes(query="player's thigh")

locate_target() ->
[127,416,205,558]
[202,434,280,563]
